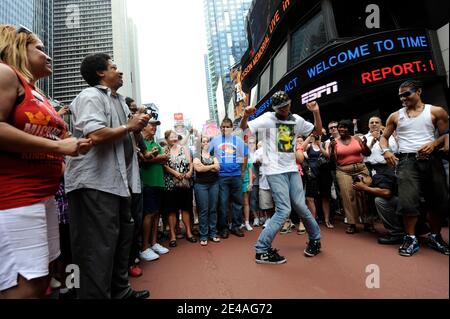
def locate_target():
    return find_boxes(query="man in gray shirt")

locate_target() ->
[65,53,150,299]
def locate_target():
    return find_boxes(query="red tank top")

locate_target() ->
[335,136,364,166]
[0,66,67,210]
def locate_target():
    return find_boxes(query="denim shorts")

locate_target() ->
[396,153,448,217]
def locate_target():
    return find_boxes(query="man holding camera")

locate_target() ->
[65,54,150,298]
[380,80,449,257]
[364,117,398,176]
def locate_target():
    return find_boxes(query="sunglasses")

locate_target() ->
[16,25,33,35]
[398,88,417,98]
[328,125,338,129]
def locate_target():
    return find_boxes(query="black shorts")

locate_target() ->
[396,153,448,217]
[163,187,193,214]
[143,186,164,215]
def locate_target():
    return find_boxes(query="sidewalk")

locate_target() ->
[130,221,449,299]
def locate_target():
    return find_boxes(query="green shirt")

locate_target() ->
[141,139,165,188]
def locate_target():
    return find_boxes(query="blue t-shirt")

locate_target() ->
[209,134,249,177]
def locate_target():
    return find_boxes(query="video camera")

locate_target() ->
[144,105,158,120]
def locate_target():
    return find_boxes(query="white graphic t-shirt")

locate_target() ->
[248,112,314,175]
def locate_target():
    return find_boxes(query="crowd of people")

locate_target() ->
[0,24,448,299]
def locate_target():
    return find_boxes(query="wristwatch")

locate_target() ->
[381,148,391,155]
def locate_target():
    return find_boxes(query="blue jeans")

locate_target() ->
[218,176,243,231]
[194,181,219,241]
[255,172,321,253]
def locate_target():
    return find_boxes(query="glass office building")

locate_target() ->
[203,0,252,123]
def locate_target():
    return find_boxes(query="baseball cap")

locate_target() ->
[271,91,291,109]
[148,118,161,125]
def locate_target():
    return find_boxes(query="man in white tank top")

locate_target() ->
[380,80,449,257]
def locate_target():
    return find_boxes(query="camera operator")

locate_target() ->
[352,172,404,245]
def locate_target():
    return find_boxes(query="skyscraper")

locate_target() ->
[52,0,141,105]
[204,54,217,122]
[203,0,252,123]
[0,0,34,30]
[0,0,53,96]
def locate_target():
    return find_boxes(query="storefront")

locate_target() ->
[239,0,449,131]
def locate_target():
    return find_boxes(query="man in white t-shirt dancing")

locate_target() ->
[380,80,449,257]
[240,91,323,264]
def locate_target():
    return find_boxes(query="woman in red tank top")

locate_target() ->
[0,25,92,298]
[329,119,375,234]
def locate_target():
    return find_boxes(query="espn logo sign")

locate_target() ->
[301,81,338,104]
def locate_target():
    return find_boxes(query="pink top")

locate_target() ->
[335,137,363,166]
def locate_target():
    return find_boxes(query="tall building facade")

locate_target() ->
[0,0,34,30]
[204,54,217,121]
[52,0,141,105]
[0,0,53,96]
[203,0,252,123]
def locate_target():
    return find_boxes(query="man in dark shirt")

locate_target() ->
[352,170,404,244]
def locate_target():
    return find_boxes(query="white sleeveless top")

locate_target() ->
[397,104,435,153]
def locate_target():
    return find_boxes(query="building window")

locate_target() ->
[272,42,288,87]
[258,64,270,100]
[289,12,327,68]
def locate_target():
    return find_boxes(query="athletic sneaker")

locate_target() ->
[151,243,169,255]
[399,235,419,257]
[262,217,271,229]
[426,234,449,255]
[140,248,160,261]
[245,222,253,231]
[255,247,286,264]
[304,240,321,257]
[252,218,260,227]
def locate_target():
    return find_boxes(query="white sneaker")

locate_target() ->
[263,218,271,229]
[239,223,245,229]
[139,248,159,261]
[152,243,169,254]
[253,218,260,227]
[245,222,253,231]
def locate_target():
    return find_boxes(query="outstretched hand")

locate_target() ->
[306,101,319,112]
[244,106,256,117]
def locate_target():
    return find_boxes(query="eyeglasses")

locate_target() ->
[16,25,32,35]
[398,88,416,98]
[328,125,338,130]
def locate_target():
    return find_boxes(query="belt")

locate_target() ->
[366,163,388,167]
[397,153,417,159]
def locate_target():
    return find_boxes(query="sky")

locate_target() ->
[127,0,210,134]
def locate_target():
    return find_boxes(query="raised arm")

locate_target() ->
[306,101,323,136]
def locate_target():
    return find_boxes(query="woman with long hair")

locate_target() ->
[0,25,91,298]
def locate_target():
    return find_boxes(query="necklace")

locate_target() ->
[406,103,425,118]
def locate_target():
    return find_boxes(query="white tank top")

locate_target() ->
[397,104,435,153]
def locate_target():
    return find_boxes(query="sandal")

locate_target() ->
[297,222,306,235]
[200,240,208,246]
[210,237,221,243]
[325,221,335,229]
[280,221,290,234]
[169,240,177,247]
[346,225,357,234]
[186,236,197,243]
